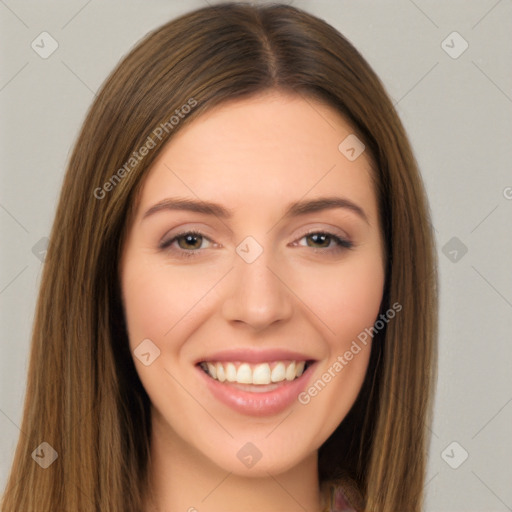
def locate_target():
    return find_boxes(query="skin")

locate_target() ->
[120,90,385,512]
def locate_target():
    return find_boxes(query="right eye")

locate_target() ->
[159,230,214,258]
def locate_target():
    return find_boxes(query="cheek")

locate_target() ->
[122,264,169,349]
[122,257,212,349]
[289,248,385,348]
[292,258,383,442]
[290,246,383,410]
[333,259,384,337]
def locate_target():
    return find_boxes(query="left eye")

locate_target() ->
[296,232,353,251]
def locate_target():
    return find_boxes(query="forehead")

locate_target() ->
[133,91,378,224]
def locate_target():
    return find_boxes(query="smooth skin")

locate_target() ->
[120,90,385,512]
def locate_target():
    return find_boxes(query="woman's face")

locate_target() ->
[120,91,385,476]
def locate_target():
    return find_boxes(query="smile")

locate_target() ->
[199,360,310,385]
[195,351,316,416]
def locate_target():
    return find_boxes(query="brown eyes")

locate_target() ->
[159,229,353,259]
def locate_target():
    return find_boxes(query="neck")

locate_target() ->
[144,409,324,512]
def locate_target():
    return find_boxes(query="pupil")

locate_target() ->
[181,234,201,249]
[310,233,328,247]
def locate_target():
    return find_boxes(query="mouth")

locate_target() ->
[195,355,316,416]
[198,360,313,387]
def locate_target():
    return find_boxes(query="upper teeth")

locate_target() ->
[201,361,306,385]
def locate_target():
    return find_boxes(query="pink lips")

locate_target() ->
[195,348,312,365]
[195,348,316,417]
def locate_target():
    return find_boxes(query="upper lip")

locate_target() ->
[195,348,315,365]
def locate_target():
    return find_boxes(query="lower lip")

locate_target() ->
[197,364,315,417]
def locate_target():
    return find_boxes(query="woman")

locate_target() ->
[1,3,437,511]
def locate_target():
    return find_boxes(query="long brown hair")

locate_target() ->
[1,3,437,511]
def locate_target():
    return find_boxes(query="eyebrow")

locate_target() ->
[141,195,369,224]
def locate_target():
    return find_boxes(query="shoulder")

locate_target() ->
[322,475,365,512]
[330,484,360,512]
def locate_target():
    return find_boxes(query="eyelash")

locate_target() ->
[159,229,353,259]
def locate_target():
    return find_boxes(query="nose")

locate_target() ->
[220,245,294,331]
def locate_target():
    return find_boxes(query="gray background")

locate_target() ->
[1,1,511,510]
